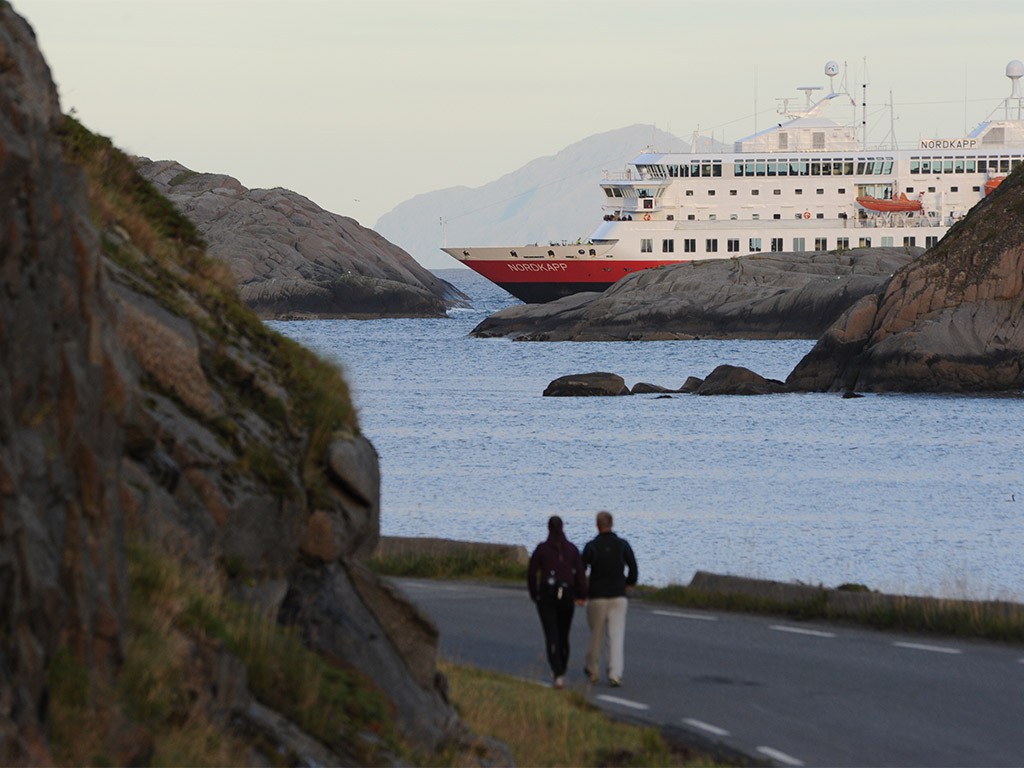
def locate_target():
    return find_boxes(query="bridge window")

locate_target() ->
[727,239,741,253]
[684,239,697,253]
[706,239,718,253]
[662,239,674,253]
[640,239,653,253]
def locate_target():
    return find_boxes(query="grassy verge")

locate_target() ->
[369,551,528,582]
[440,662,719,767]
[371,546,1024,645]
[635,583,1024,644]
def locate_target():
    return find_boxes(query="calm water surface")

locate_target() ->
[271,269,1024,601]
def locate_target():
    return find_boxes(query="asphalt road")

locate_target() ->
[393,578,1024,767]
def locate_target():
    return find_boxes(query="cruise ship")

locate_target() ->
[443,60,1024,303]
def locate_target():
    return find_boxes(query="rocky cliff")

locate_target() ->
[472,248,916,341]
[135,158,469,319]
[787,167,1024,392]
[0,5,461,764]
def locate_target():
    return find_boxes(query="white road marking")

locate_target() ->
[770,624,836,638]
[653,609,718,621]
[757,745,805,766]
[893,641,962,655]
[683,717,730,736]
[596,694,650,711]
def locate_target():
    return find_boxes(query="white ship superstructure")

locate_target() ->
[445,60,1024,303]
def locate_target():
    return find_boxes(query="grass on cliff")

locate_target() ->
[48,542,403,767]
[58,115,356,501]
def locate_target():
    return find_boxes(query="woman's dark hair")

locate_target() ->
[547,515,563,534]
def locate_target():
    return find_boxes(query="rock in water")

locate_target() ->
[136,159,469,318]
[543,372,631,396]
[694,365,788,396]
[473,248,916,341]
[787,167,1024,393]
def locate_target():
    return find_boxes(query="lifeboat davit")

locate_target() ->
[855,192,923,213]
[984,176,1006,196]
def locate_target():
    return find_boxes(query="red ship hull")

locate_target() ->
[460,257,683,303]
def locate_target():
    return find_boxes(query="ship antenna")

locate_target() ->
[861,57,870,151]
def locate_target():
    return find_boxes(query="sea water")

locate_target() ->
[270,269,1024,601]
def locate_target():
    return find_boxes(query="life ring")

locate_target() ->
[643,214,651,221]
[802,211,811,219]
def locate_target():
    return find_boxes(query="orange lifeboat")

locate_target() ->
[855,192,923,213]
[984,176,1006,196]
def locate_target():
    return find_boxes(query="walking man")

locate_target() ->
[582,511,637,686]
[527,515,587,689]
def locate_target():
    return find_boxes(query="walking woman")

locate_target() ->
[527,516,587,689]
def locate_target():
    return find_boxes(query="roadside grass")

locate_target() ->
[371,547,1024,645]
[439,662,719,767]
[369,551,528,582]
[635,584,1024,644]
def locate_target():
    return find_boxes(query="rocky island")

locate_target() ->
[539,165,1024,395]
[135,159,468,320]
[472,248,918,341]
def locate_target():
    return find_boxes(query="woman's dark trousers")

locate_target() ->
[536,592,575,677]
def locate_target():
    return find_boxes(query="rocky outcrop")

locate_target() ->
[0,9,132,761]
[0,7,459,763]
[473,248,916,341]
[542,372,631,396]
[787,168,1024,392]
[135,159,469,319]
[693,365,788,396]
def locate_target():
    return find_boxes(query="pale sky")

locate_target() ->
[13,0,1024,264]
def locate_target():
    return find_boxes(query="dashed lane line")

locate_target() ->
[770,624,836,638]
[652,610,718,621]
[757,745,805,766]
[682,718,730,736]
[893,641,962,655]
[596,694,650,711]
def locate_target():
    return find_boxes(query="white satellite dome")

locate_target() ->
[1008,60,1024,99]
[824,60,839,77]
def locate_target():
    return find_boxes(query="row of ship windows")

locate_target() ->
[636,156,1023,180]
[909,157,1022,174]
[606,183,974,199]
[641,235,939,254]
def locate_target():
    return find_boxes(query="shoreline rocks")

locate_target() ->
[787,167,1024,393]
[474,248,917,341]
[136,159,469,320]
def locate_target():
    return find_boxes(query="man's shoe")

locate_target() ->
[553,676,565,689]
[584,667,597,683]
[609,677,622,687]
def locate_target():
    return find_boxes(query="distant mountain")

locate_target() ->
[375,124,694,269]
